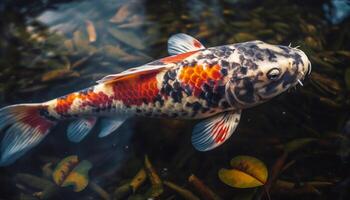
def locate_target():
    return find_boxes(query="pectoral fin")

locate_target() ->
[191,110,241,151]
[67,117,97,143]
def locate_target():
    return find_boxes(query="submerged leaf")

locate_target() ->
[52,155,92,192]
[144,155,163,198]
[130,168,147,192]
[85,20,97,43]
[108,27,145,50]
[218,155,268,188]
[284,138,318,153]
[164,181,200,200]
[41,69,79,82]
[110,4,132,24]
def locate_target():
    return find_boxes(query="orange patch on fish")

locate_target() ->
[55,91,111,114]
[110,71,159,106]
[178,64,223,96]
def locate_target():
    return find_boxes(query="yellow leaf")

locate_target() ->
[52,155,78,186]
[52,155,92,192]
[218,155,268,188]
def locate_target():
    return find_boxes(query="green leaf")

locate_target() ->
[218,155,268,188]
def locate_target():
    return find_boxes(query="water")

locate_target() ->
[0,0,350,199]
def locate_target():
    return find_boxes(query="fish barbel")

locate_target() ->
[0,33,311,166]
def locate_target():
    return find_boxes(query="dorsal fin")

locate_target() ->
[96,64,169,84]
[168,33,205,55]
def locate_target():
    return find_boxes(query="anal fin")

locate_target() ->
[98,116,129,138]
[191,110,241,151]
[67,117,97,143]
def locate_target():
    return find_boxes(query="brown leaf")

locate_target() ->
[85,20,97,43]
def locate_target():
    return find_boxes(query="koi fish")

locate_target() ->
[0,33,311,166]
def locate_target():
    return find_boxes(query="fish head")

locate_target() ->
[225,40,311,108]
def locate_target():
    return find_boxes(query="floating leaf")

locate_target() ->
[218,155,268,188]
[52,155,92,192]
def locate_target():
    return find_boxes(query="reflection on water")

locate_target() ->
[0,0,350,199]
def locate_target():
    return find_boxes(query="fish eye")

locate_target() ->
[266,68,281,80]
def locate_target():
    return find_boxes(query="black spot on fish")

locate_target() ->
[265,49,277,62]
[215,85,225,95]
[39,108,57,121]
[173,81,181,91]
[206,54,216,59]
[246,49,254,57]
[202,83,210,92]
[231,62,241,69]
[205,91,213,100]
[142,98,148,104]
[192,102,202,112]
[240,67,248,74]
[183,85,192,96]
[221,60,229,68]
[200,107,209,113]
[211,95,221,107]
[292,53,303,66]
[214,50,224,57]
[239,55,245,64]
[167,70,177,80]
[164,84,172,95]
[170,91,182,103]
[245,59,258,70]
[256,53,264,61]
[278,45,290,54]
[220,101,230,109]
[154,95,164,106]
[221,68,228,76]
[234,77,256,104]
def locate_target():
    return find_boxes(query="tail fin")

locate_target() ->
[0,104,57,166]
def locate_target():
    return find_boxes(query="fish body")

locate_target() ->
[0,33,311,166]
